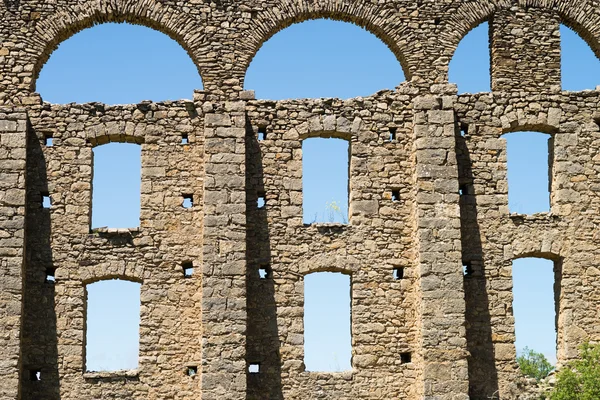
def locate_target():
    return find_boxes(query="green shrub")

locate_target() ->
[550,342,600,400]
[517,347,554,381]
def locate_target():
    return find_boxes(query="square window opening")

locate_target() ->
[182,194,193,209]
[259,265,271,279]
[186,366,198,377]
[463,261,474,277]
[257,195,266,209]
[459,184,469,196]
[44,134,54,147]
[460,123,469,137]
[45,268,56,284]
[400,352,412,364]
[248,363,260,374]
[258,126,267,141]
[181,133,189,145]
[183,261,194,278]
[29,369,41,381]
[391,189,400,202]
[393,267,404,280]
[389,127,397,142]
[42,193,51,209]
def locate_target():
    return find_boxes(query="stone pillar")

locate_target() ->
[0,108,27,399]
[412,85,469,399]
[201,94,247,399]
[491,6,561,92]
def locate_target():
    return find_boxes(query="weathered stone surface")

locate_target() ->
[1,2,599,400]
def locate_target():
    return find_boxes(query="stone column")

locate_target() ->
[201,94,247,399]
[491,6,561,92]
[412,85,469,399]
[0,108,27,399]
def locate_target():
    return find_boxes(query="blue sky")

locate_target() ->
[36,20,600,371]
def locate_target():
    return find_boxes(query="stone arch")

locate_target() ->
[238,3,412,85]
[524,0,600,62]
[86,127,145,147]
[297,254,359,276]
[80,261,145,285]
[500,112,561,136]
[442,0,509,80]
[25,0,206,92]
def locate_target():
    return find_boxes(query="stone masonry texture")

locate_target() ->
[0,0,600,399]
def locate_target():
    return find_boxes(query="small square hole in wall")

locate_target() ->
[391,189,400,202]
[463,261,473,277]
[459,184,469,196]
[393,267,404,280]
[389,127,397,142]
[29,369,41,381]
[257,195,265,209]
[460,123,468,137]
[182,194,193,209]
[259,265,271,279]
[186,366,197,377]
[182,261,194,278]
[257,126,267,141]
[41,193,51,209]
[181,133,189,145]
[44,134,54,147]
[400,352,412,364]
[45,268,56,284]
[248,363,260,374]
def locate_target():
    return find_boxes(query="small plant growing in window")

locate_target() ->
[549,342,600,400]
[517,347,553,381]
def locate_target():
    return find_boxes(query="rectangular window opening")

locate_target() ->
[393,267,404,280]
[85,279,141,372]
[391,189,400,202]
[29,369,41,381]
[248,363,260,374]
[257,194,266,209]
[41,192,51,209]
[460,123,469,137]
[183,261,194,278]
[463,261,474,277]
[304,272,351,372]
[45,268,56,284]
[303,138,349,224]
[44,134,54,147]
[258,126,267,141]
[181,133,189,145]
[183,194,193,209]
[258,265,271,279]
[400,352,412,364]
[459,184,469,196]
[92,143,141,229]
[186,366,198,377]
[389,127,397,142]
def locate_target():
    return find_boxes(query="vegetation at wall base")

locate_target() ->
[549,342,600,400]
[517,347,554,381]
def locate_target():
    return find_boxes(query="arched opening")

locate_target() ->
[560,24,600,91]
[302,137,349,225]
[512,257,560,367]
[502,131,551,214]
[85,279,141,372]
[92,142,141,229]
[304,272,352,372]
[245,19,405,100]
[449,22,491,94]
[36,23,202,104]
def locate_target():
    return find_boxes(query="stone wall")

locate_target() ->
[1,1,600,399]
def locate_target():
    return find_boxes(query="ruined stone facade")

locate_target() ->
[1,0,600,399]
